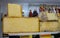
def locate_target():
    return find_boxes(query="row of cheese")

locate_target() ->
[39,11,58,20]
[3,17,60,33]
[8,4,58,20]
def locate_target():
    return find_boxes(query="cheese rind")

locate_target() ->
[3,17,39,33]
[8,4,22,17]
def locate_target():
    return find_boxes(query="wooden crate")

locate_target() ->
[8,4,22,17]
[3,17,39,33]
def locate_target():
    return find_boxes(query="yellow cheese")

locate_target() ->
[40,22,58,32]
[20,35,32,38]
[20,36,29,38]
[8,4,22,17]
[40,22,48,32]
[40,35,52,38]
[46,13,58,20]
[3,17,39,33]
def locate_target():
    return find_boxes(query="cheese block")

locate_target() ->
[8,4,22,17]
[40,22,58,32]
[3,17,39,33]
[40,35,52,38]
[46,13,58,20]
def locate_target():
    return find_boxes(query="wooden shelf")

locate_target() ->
[7,32,59,36]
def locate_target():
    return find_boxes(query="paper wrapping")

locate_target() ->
[3,17,39,33]
[40,22,58,32]
[8,4,22,17]
[46,13,58,20]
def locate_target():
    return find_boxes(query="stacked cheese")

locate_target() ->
[40,22,58,32]
[3,4,39,33]
[39,12,59,32]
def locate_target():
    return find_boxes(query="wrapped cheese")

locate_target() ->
[3,17,39,33]
[40,22,58,32]
[46,13,58,20]
[8,4,22,17]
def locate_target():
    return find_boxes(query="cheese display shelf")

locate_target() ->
[6,32,59,36]
[3,3,60,38]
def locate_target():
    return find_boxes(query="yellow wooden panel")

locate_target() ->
[40,22,58,32]
[46,13,58,20]
[8,4,22,17]
[3,17,39,33]
[40,35,52,38]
